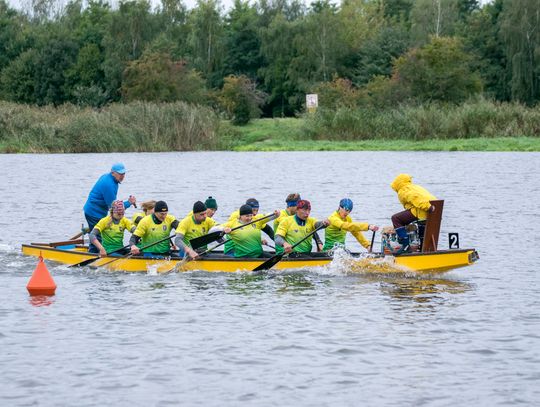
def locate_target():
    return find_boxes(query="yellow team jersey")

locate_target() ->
[133,214,177,253]
[222,217,271,258]
[176,214,216,248]
[224,210,268,253]
[324,211,370,251]
[276,216,319,254]
[94,216,134,252]
[131,212,147,226]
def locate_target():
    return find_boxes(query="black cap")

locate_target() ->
[155,200,168,213]
[239,204,253,216]
[205,196,217,209]
[193,201,207,214]
[246,198,259,209]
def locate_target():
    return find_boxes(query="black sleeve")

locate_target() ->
[171,220,180,230]
[134,216,143,225]
[313,232,323,251]
[262,224,275,240]
[129,235,141,246]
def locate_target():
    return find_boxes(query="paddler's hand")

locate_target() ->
[186,247,199,259]
[283,242,292,254]
[223,227,232,234]
[317,243,323,252]
[99,248,107,257]
[130,245,140,255]
[322,219,330,227]
[369,224,379,232]
[261,238,268,246]
[273,210,280,218]
[128,195,137,207]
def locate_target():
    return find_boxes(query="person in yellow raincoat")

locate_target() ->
[390,174,436,252]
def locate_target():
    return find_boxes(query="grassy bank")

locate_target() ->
[0,101,221,153]
[1,100,539,152]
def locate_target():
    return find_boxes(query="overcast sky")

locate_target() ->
[7,0,494,14]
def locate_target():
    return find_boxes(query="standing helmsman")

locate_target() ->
[390,174,436,252]
[83,163,137,232]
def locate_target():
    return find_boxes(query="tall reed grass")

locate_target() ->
[0,101,221,153]
[302,99,540,141]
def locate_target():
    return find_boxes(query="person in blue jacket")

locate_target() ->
[83,163,137,249]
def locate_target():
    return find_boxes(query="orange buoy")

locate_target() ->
[27,255,56,296]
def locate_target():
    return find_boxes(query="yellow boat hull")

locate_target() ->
[21,244,478,274]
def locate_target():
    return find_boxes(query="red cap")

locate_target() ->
[297,200,311,210]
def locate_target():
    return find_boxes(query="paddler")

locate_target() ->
[174,201,217,259]
[217,204,279,258]
[273,193,301,254]
[129,200,179,257]
[132,200,156,226]
[275,200,330,256]
[390,174,436,253]
[204,196,218,218]
[224,198,275,255]
[323,198,379,252]
[89,200,136,256]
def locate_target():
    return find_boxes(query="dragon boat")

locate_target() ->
[21,200,478,274]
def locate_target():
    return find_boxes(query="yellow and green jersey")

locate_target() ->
[133,214,177,254]
[323,211,370,251]
[176,214,216,249]
[131,212,147,226]
[273,209,294,254]
[222,217,270,258]
[224,210,268,254]
[276,215,319,254]
[94,216,133,252]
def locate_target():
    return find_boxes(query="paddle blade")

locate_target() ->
[253,253,284,271]
[190,231,223,250]
[69,256,99,268]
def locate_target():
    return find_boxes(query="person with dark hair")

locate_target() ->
[273,193,301,254]
[217,205,279,258]
[324,198,379,252]
[275,200,329,256]
[129,200,179,256]
[174,201,217,258]
[390,174,436,253]
[224,198,276,256]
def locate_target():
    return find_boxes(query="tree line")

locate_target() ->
[0,0,538,124]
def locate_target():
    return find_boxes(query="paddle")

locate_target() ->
[69,244,132,268]
[163,239,229,273]
[369,230,376,252]
[96,234,176,268]
[189,212,276,250]
[252,224,327,272]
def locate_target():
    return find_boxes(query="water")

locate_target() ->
[1,152,539,406]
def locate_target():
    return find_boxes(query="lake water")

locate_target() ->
[1,152,539,406]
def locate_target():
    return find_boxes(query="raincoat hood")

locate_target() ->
[391,174,412,192]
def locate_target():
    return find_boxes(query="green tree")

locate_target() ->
[393,36,483,103]
[218,74,266,125]
[499,0,540,105]
[0,1,30,73]
[122,52,207,103]
[0,49,39,103]
[312,77,359,109]
[187,0,225,87]
[223,0,262,80]
[353,26,410,85]
[410,0,460,44]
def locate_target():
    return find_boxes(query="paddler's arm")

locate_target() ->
[352,224,379,251]
[275,234,292,253]
[129,234,141,255]
[313,220,330,251]
[173,234,199,259]
[89,228,107,257]
[262,224,275,240]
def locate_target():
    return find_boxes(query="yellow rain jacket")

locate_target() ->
[391,174,436,220]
